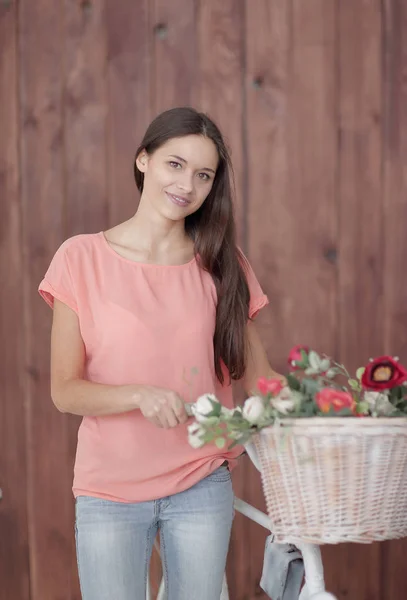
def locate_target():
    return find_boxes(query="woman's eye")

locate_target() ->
[169,161,181,169]
[198,173,210,181]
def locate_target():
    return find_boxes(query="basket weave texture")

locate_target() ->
[253,417,407,545]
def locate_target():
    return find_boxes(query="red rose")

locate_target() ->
[361,356,407,391]
[315,388,356,414]
[288,345,309,370]
[257,377,284,396]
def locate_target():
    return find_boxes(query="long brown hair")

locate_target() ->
[134,107,250,384]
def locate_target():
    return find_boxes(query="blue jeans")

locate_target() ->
[75,466,234,599]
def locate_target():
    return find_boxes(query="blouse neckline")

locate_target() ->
[98,232,197,268]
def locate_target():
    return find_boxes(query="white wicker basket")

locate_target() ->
[253,417,407,545]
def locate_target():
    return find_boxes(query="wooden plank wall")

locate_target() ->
[1,1,407,598]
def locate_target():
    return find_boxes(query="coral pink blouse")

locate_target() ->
[38,233,268,502]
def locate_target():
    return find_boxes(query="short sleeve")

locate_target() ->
[38,240,78,314]
[239,250,269,319]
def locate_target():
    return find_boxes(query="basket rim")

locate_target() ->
[257,416,407,432]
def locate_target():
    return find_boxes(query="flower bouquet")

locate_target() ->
[188,347,407,544]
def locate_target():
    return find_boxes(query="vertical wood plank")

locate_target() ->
[19,2,75,598]
[245,0,291,366]
[151,0,197,114]
[106,0,151,226]
[197,0,245,241]
[322,2,384,598]
[381,0,407,596]
[245,1,292,597]
[247,0,338,369]
[64,0,109,235]
[0,1,30,597]
[248,0,338,594]
[196,2,248,596]
[63,2,110,596]
[383,2,407,353]
[291,13,339,597]
[337,0,384,366]
[287,0,338,353]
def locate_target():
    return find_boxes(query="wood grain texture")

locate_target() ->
[337,0,384,366]
[244,3,292,597]
[106,0,151,226]
[381,0,407,596]
[287,0,338,354]
[19,2,75,598]
[245,0,291,369]
[64,0,109,235]
[197,0,245,241]
[3,1,407,597]
[0,1,30,598]
[322,1,384,599]
[287,16,339,597]
[151,0,197,114]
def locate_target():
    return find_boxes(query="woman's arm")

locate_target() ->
[241,321,286,396]
[50,299,187,427]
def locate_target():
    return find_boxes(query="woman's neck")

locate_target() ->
[104,210,194,266]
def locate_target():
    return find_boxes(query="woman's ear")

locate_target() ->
[135,150,149,173]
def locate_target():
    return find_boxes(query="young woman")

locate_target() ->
[39,107,284,600]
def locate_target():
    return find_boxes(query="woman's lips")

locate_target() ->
[166,192,191,207]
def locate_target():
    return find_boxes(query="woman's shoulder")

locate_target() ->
[55,232,101,260]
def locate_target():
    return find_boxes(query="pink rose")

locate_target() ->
[315,388,356,415]
[288,345,310,370]
[257,377,284,396]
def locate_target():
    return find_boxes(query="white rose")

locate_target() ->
[242,396,265,424]
[271,387,297,414]
[364,391,395,416]
[188,422,205,448]
[192,394,219,423]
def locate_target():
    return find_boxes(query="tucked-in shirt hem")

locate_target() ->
[72,455,241,504]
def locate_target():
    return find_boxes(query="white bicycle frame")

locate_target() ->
[148,441,337,600]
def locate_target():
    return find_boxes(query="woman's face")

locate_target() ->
[136,135,219,221]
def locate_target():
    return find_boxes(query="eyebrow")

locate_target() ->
[168,155,216,174]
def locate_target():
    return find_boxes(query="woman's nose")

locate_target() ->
[177,173,194,193]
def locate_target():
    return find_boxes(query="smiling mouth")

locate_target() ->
[166,192,191,207]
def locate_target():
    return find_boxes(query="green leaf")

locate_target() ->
[357,401,369,415]
[320,359,331,372]
[356,367,365,381]
[228,431,254,449]
[202,415,222,426]
[302,378,321,396]
[308,350,321,370]
[209,400,223,418]
[348,379,360,391]
[335,407,356,417]
[215,437,226,449]
[287,373,301,391]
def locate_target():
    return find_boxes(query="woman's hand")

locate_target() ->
[137,386,189,428]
